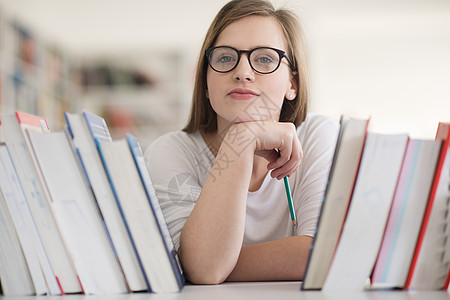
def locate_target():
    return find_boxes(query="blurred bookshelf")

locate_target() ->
[73,50,192,150]
[0,10,74,131]
[0,8,193,150]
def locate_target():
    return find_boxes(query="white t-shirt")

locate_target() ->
[144,113,339,251]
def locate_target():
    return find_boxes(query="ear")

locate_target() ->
[205,89,209,99]
[285,71,298,100]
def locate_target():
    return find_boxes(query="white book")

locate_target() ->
[0,182,35,296]
[97,138,182,293]
[406,123,450,290]
[65,111,148,292]
[0,144,61,295]
[27,130,128,295]
[323,132,408,292]
[2,112,81,294]
[371,139,441,288]
[127,134,184,291]
[302,116,369,290]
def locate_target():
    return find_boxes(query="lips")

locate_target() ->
[228,88,259,100]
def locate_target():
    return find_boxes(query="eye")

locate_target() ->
[251,48,279,66]
[211,48,238,65]
[255,55,274,64]
[217,54,235,64]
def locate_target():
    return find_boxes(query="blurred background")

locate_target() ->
[0,0,449,149]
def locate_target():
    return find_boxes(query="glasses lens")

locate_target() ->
[250,48,281,74]
[208,47,238,72]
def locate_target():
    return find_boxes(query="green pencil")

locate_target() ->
[283,176,296,226]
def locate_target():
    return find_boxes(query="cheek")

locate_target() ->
[261,78,290,106]
[206,72,222,100]
[205,74,226,115]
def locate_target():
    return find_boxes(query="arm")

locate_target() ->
[179,122,302,284]
[179,139,252,284]
[226,116,340,282]
[226,236,313,282]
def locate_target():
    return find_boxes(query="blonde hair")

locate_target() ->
[183,0,309,133]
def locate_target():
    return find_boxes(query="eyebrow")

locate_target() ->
[214,44,277,49]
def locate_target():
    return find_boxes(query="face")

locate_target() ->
[206,16,297,131]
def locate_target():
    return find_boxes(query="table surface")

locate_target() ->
[1,282,450,300]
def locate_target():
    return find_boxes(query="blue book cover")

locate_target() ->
[64,112,74,138]
[96,137,152,292]
[83,111,112,143]
[126,134,185,290]
[65,111,150,292]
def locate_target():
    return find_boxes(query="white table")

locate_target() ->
[1,282,450,300]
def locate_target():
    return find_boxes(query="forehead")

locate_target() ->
[214,16,287,50]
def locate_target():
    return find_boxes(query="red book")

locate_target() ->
[15,111,49,131]
[404,122,450,290]
[302,116,370,290]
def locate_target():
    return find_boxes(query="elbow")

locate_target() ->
[187,269,228,285]
[178,232,240,284]
[180,250,233,285]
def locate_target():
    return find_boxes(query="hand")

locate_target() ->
[227,121,303,180]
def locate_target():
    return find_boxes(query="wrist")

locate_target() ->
[222,122,260,156]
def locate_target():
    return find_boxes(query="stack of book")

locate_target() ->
[302,116,450,291]
[1,110,449,295]
[0,111,184,296]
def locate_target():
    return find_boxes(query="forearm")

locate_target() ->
[179,131,254,284]
[226,236,313,282]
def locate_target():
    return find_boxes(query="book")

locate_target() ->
[0,173,35,296]
[302,116,370,290]
[126,134,185,291]
[1,112,81,294]
[371,138,442,288]
[97,136,183,293]
[65,111,148,292]
[27,130,128,295]
[405,122,450,290]
[322,132,409,292]
[0,144,61,295]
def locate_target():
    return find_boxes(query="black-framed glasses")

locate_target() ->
[205,46,296,74]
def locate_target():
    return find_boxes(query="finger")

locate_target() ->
[269,137,302,178]
[267,133,301,170]
[267,141,292,170]
[270,157,300,179]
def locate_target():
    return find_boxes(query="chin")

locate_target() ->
[231,116,274,124]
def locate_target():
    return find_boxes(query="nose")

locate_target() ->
[232,54,255,82]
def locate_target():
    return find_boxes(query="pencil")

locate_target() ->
[283,176,297,226]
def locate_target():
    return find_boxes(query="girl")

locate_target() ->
[145,0,339,284]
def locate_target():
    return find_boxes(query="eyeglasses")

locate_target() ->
[205,46,296,74]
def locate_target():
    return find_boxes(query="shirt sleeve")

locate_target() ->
[144,133,204,251]
[294,114,340,237]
